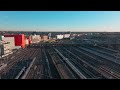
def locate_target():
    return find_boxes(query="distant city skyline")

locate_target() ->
[0,11,120,32]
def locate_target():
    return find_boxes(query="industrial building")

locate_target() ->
[64,34,70,38]
[0,34,33,56]
[56,35,64,39]
[25,38,29,45]
[3,34,25,48]
[41,35,48,41]
[2,37,15,54]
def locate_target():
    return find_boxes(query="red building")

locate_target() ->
[3,34,25,48]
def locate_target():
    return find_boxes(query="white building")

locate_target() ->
[31,35,41,43]
[2,37,15,54]
[63,34,70,38]
[56,35,64,39]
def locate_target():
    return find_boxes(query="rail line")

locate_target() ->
[54,48,87,79]
[1,43,120,79]
[65,46,120,79]
[48,48,76,79]
[61,47,105,79]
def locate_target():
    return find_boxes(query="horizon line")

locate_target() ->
[0,30,120,32]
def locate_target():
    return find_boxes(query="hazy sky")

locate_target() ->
[0,11,120,32]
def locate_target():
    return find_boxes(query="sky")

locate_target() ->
[0,11,120,32]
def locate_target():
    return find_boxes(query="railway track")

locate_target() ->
[61,47,105,79]
[0,47,39,79]
[78,46,120,64]
[54,47,87,79]
[65,46,120,79]
[79,45,119,59]
[1,44,120,79]
[0,59,32,79]
[48,48,77,79]
[77,46,120,74]
[0,48,30,74]
[45,49,61,79]
[23,48,41,79]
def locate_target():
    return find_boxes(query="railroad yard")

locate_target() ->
[1,11,120,79]
[0,43,120,79]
